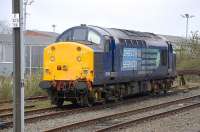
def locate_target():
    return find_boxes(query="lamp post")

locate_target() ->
[52,24,56,32]
[12,0,25,131]
[181,13,195,39]
[24,0,34,30]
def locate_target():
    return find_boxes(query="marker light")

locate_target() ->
[50,56,55,62]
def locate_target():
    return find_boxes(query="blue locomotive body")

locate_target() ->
[62,26,176,86]
[45,25,176,107]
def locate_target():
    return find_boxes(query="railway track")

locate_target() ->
[0,94,149,129]
[43,94,200,132]
[0,106,60,120]
[0,90,172,129]
[0,105,35,114]
[0,86,199,130]
[0,105,71,129]
[96,102,200,132]
[0,95,48,105]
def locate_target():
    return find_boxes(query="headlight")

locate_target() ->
[76,56,81,62]
[50,56,55,62]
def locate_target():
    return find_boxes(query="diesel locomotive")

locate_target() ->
[39,25,176,107]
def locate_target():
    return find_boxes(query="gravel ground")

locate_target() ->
[75,98,200,132]
[2,87,200,132]
[124,107,200,132]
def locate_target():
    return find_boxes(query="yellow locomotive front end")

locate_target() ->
[43,42,94,81]
[40,42,95,107]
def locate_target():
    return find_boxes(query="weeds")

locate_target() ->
[0,76,13,100]
[24,73,47,98]
[0,73,47,101]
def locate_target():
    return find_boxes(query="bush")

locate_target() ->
[0,73,47,101]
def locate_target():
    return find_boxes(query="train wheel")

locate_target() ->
[55,98,64,107]
[50,90,64,107]
[163,89,167,94]
[79,95,94,107]
[71,99,78,105]
[117,88,124,101]
[51,95,64,107]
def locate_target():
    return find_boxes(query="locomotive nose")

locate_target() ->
[43,42,94,81]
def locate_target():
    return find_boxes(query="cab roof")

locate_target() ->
[88,25,163,41]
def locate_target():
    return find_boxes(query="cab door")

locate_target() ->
[167,43,173,73]
[103,36,116,79]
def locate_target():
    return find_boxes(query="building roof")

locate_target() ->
[160,35,187,43]
[0,30,59,45]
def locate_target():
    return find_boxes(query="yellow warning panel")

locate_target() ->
[43,42,94,81]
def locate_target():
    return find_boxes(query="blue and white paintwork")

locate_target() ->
[56,25,176,85]
[121,48,160,72]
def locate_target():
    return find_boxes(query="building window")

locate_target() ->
[0,44,3,61]
[0,44,13,62]
[88,30,101,44]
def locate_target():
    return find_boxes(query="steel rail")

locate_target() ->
[0,105,35,113]
[0,92,171,129]
[0,104,75,120]
[43,94,200,132]
[1,87,199,130]
[0,95,48,104]
[96,102,200,132]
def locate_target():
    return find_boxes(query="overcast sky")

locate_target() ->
[0,0,200,36]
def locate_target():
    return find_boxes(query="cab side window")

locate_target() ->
[57,30,72,42]
[88,30,101,44]
[73,28,87,41]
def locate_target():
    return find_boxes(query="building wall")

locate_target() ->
[0,44,47,76]
[25,45,46,74]
[0,62,13,76]
[0,31,58,76]
[0,44,13,62]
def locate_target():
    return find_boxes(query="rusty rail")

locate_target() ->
[43,94,200,132]
[97,102,200,132]
[177,69,200,75]
[0,105,35,113]
[0,95,48,104]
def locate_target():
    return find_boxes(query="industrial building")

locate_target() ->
[0,30,58,76]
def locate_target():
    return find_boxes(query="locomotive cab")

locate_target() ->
[40,25,107,107]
